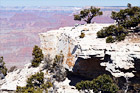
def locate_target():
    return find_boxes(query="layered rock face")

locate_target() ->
[39,23,140,79]
[0,23,140,92]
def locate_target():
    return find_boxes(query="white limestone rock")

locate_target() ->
[54,78,79,93]
[1,23,140,92]
[0,62,43,91]
[39,23,140,78]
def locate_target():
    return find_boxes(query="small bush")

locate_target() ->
[16,86,44,93]
[97,29,107,38]
[16,72,52,93]
[43,54,52,70]
[116,33,126,41]
[16,86,27,93]
[97,25,127,42]
[75,74,119,93]
[42,82,53,89]
[106,36,115,43]
[97,25,116,38]
[53,53,66,82]
[92,74,119,93]
[53,53,64,67]
[26,72,44,88]
[32,45,44,67]
[76,80,93,90]
[0,57,7,78]
[79,32,85,38]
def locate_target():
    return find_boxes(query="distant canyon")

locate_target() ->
[0,6,125,68]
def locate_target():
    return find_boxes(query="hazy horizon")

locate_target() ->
[0,0,140,7]
[0,0,140,68]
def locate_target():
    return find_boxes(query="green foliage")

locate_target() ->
[0,56,7,77]
[92,74,119,93]
[103,4,140,43]
[16,86,27,93]
[26,72,44,88]
[41,82,53,89]
[53,53,66,82]
[111,3,140,28]
[16,86,44,93]
[75,74,119,93]
[32,45,44,67]
[53,53,64,68]
[79,32,85,38]
[116,33,126,41]
[106,36,115,43]
[16,72,52,93]
[74,6,103,23]
[76,80,93,90]
[97,25,127,42]
[97,25,116,38]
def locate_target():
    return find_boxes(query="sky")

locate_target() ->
[0,0,140,7]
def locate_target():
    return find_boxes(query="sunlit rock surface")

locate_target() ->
[0,23,140,92]
[0,63,42,91]
[39,23,140,78]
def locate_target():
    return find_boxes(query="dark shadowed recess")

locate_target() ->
[67,56,111,86]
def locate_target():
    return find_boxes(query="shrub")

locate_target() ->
[92,74,119,93]
[52,53,66,82]
[42,82,53,89]
[16,86,27,93]
[16,86,44,93]
[79,32,85,38]
[0,57,7,78]
[32,45,44,67]
[116,33,126,41]
[16,72,52,93]
[97,29,107,38]
[53,53,64,67]
[43,54,52,70]
[75,74,119,93]
[76,80,93,90]
[97,4,140,43]
[111,4,140,28]
[26,72,44,88]
[106,36,115,43]
[97,25,127,42]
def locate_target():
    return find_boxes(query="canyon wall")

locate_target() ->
[0,23,140,92]
[39,23,140,79]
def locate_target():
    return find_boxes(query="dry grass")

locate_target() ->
[126,33,140,43]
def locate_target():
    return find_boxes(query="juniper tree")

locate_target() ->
[74,6,103,23]
[76,74,119,93]
[32,45,44,67]
[111,3,140,28]
[0,56,7,79]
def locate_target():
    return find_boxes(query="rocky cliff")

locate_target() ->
[0,23,140,92]
[39,23,140,79]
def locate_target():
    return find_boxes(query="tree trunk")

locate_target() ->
[86,15,94,24]
[86,19,92,24]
